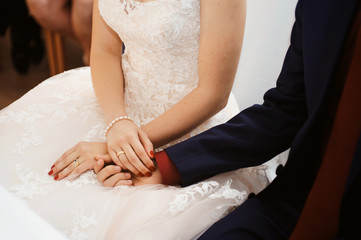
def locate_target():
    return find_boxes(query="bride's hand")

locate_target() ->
[49,142,108,181]
[106,120,155,177]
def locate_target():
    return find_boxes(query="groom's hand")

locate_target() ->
[94,159,133,187]
[94,159,163,187]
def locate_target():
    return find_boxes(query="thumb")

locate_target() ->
[95,154,113,164]
[94,159,105,174]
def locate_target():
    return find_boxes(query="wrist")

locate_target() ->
[155,151,181,185]
[103,108,128,125]
[104,115,134,137]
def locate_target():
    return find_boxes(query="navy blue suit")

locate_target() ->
[165,0,361,238]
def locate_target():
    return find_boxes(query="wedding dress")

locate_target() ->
[0,0,269,239]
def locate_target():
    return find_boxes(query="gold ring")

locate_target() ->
[116,150,125,157]
[73,158,80,167]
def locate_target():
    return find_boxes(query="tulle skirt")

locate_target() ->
[0,67,269,239]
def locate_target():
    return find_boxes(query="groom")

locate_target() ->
[96,0,361,238]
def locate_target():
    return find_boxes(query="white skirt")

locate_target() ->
[0,68,269,240]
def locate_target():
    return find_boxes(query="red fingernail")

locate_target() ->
[54,175,59,180]
[145,172,152,177]
[150,150,154,158]
[48,170,53,176]
[138,173,145,177]
[51,164,55,169]
[149,166,155,172]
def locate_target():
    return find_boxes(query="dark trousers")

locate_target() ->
[198,196,299,240]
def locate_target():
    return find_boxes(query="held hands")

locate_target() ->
[48,121,155,185]
[49,118,156,182]
[105,119,155,177]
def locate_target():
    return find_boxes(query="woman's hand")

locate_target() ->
[94,158,162,187]
[106,120,155,177]
[49,141,108,181]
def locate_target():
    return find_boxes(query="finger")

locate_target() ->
[67,160,93,180]
[103,172,132,187]
[52,146,76,168]
[109,149,122,166]
[123,144,151,176]
[121,144,148,176]
[104,152,127,169]
[95,154,112,164]
[108,150,128,170]
[138,129,155,159]
[54,158,82,181]
[115,179,133,187]
[131,139,155,172]
[97,165,121,183]
[94,159,105,174]
[50,151,79,176]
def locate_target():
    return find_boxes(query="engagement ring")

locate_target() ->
[73,158,80,167]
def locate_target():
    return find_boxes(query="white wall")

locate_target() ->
[233,0,298,110]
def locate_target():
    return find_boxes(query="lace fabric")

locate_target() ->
[0,1,269,239]
[99,0,201,122]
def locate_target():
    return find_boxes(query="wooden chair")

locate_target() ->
[43,29,65,76]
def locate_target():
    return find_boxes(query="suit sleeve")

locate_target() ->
[165,0,308,187]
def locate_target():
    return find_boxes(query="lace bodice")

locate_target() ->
[98,0,238,149]
[98,0,201,125]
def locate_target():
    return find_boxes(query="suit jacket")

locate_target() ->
[165,0,361,235]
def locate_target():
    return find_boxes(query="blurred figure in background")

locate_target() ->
[26,0,93,65]
[0,0,44,75]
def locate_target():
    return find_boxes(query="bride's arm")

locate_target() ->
[142,0,246,147]
[90,0,125,125]
[49,0,245,181]
[90,0,154,174]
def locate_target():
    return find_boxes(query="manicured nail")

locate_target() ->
[145,172,152,177]
[150,150,154,158]
[114,166,121,172]
[51,164,55,169]
[48,170,53,175]
[138,173,145,177]
[97,160,102,166]
[54,175,59,180]
[149,166,155,172]
[125,173,131,178]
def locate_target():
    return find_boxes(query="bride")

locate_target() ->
[0,0,269,239]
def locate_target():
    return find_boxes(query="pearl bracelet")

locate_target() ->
[104,116,133,137]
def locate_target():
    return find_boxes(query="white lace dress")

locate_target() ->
[0,0,269,239]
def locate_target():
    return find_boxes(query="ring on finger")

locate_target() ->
[116,150,125,157]
[72,158,80,167]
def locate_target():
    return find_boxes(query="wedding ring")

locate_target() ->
[116,150,125,157]
[73,158,80,167]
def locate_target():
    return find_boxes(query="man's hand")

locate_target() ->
[94,158,163,187]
